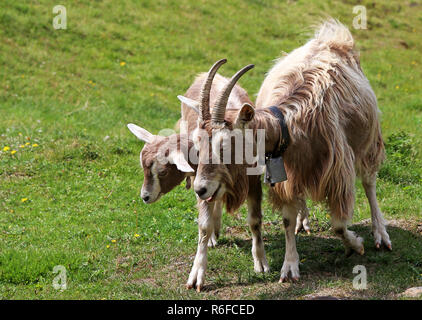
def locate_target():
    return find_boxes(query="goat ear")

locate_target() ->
[235,103,255,127]
[169,150,195,173]
[127,123,154,143]
[177,95,200,114]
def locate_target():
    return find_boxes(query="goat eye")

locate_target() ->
[158,171,168,177]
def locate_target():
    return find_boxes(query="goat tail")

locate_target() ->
[314,18,356,56]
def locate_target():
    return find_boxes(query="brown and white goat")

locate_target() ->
[192,20,391,283]
[127,64,272,288]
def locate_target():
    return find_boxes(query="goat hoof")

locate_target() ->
[279,277,288,283]
[186,283,194,290]
[375,241,392,251]
[373,227,392,251]
[295,225,311,235]
[196,285,203,293]
[279,276,299,283]
[253,258,270,273]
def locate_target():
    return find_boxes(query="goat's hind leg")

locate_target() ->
[187,200,214,292]
[247,180,270,273]
[362,174,391,250]
[331,214,364,256]
[295,199,311,235]
[280,201,300,282]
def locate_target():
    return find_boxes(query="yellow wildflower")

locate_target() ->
[111,239,116,243]
[395,85,399,89]
[21,198,28,203]
[134,234,140,238]
[32,144,39,147]
[3,146,10,151]
[19,145,25,148]
[25,142,30,146]
[120,61,126,66]
[106,245,110,249]
[11,150,17,155]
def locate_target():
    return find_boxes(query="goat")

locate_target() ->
[127,70,252,203]
[190,19,391,283]
[127,64,273,290]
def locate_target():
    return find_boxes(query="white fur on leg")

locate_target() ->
[280,203,300,282]
[280,258,300,281]
[247,205,270,273]
[208,201,223,248]
[362,177,392,250]
[332,217,365,255]
[252,242,270,273]
[372,218,391,250]
[295,203,311,235]
[207,231,217,248]
[187,234,209,291]
[187,201,214,291]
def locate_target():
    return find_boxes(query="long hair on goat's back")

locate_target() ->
[257,19,381,220]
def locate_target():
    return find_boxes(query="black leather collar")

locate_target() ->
[267,106,290,157]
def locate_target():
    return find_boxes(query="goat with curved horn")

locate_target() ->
[212,64,255,124]
[199,58,227,121]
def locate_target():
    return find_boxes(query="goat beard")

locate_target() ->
[220,164,249,214]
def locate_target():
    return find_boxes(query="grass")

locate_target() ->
[0,0,421,299]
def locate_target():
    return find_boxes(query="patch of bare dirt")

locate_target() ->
[303,287,353,300]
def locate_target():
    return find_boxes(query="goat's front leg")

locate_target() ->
[362,174,391,250]
[187,200,214,292]
[280,201,300,282]
[247,178,269,273]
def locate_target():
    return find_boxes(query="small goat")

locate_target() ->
[128,65,272,290]
[190,20,391,283]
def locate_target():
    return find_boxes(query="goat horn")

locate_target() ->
[199,59,227,121]
[212,64,254,123]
